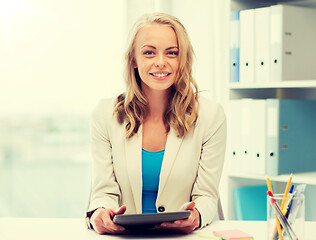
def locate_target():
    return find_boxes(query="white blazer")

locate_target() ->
[86,96,226,229]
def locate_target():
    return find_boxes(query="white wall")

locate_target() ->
[0,0,126,115]
[169,0,216,100]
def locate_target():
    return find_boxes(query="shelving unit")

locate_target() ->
[225,0,316,221]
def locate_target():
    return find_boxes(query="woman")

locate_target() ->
[85,13,226,234]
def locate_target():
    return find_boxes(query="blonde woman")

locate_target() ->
[86,13,226,235]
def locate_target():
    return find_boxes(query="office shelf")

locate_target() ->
[224,0,316,221]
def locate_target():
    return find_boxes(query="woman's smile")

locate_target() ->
[150,71,171,80]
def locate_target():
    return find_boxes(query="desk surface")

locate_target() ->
[0,218,315,240]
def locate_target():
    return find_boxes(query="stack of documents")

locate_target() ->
[227,99,316,176]
[230,4,316,83]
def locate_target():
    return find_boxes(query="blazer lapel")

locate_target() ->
[125,126,142,213]
[158,128,184,195]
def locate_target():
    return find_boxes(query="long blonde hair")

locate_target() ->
[114,13,199,138]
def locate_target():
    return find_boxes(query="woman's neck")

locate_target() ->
[143,88,170,121]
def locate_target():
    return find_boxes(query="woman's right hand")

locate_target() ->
[90,205,128,234]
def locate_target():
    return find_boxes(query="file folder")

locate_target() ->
[240,9,255,83]
[227,100,242,173]
[270,5,316,81]
[240,99,253,173]
[229,99,266,175]
[266,99,316,176]
[254,7,270,83]
[239,99,266,175]
[233,185,267,220]
[230,11,240,83]
[251,100,266,175]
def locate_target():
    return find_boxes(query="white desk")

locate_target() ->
[0,218,315,240]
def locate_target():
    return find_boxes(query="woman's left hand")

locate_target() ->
[155,202,200,234]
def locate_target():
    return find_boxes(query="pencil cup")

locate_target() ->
[267,193,305,240]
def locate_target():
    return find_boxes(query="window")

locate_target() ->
[0,0,125,217]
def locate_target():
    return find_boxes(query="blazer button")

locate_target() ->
[158,206,165,212]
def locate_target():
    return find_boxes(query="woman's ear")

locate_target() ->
[132,59,137,68]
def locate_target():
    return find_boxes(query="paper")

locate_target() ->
[213,229,254,240]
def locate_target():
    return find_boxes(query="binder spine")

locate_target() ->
[270,5,283,82]
[278,100,316,174]
[241,99,253,174]
[266,99,279,176]
[227,100,242,173]
[251,100,266,175]
[282,6,316,80]
[254,7,270,83]
[270,5,316,81]
[240,9,255,83]
[230,11,240,83]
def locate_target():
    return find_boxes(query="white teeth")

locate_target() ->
[152,73,168,77]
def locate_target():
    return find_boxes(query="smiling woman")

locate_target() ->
[86,13,226,235]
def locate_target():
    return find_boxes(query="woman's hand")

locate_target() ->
[155,202,200,234]
[90,205,128,235]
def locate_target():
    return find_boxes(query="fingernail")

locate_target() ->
[120,227,125,231]
[175,221,180,224]
[161,223,167,227]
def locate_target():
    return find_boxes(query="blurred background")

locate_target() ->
[0,0,229,218]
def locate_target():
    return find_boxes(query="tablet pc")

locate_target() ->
[113,211,190,229]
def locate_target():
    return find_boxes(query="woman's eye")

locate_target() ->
[144,51,154,55]
[168,51,178,56]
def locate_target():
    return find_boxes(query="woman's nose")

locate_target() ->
[154,54,166,68]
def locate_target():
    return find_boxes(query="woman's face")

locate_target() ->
[133,23,179,92]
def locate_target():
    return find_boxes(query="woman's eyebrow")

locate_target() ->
[141,45,156,49]
[166,46,178,50]
[141,45,178,50]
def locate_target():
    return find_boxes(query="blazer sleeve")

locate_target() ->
[191,102,227,228]
[85,99,121,228]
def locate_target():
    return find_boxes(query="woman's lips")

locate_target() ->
[150,72,171,80]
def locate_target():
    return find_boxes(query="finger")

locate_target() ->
[109,205,126,219]
[107,206,127,233]
[103,219,126,233]
[114,205,127,215]
[183,201,195,210]
[91,209,126,235]
[159,208,199,229]
[100,210,126,233]
[159,219,190,228]
[156,223,195,234]
[94,224,115,235]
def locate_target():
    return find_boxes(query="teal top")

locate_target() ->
[142,148,165,213]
